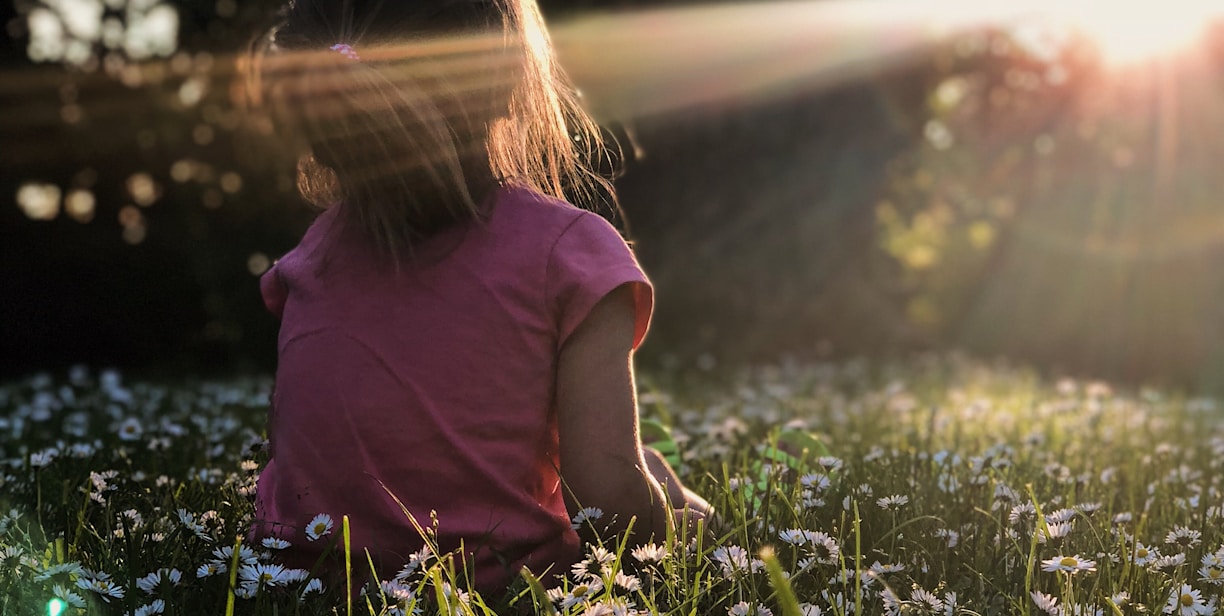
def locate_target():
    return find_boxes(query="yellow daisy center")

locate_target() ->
[1181,593,1194,607]
[1136,548,1148,558]
[1059,557,1079,568]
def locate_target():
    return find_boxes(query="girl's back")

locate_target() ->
[252,184,652,590]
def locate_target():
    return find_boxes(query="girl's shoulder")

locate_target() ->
[492,183,601,237]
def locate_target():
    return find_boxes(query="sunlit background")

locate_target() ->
[3,0,1224,391]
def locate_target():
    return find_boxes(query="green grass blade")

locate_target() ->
[761,546,802,616]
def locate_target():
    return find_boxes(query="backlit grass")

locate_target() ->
[2,355,1222,615]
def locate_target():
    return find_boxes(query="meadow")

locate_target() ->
[2,354,1223,616]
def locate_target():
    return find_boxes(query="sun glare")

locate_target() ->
[1054,1,1222,65]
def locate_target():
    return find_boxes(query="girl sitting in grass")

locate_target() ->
[246,0,713,594]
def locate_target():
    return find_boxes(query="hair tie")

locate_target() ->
[329,43,360,61]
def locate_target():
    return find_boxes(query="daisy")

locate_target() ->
[571,557,602,581]
[136,568,182,594]
[870,561,905,574]
[33,562,86,582]
[800,473,831,492]
[580,601,615,616]
[379,580,415,603]
[572,545,616,580]
[197,561,226,578]
[1153,553,1187,570]
[1166,526,1202,549]
[613,571,641,592]
[1009,503,1036,525]
[728,601,773,616]
[261,537,291,550]
[711,545,762,578]
[1198,566,1224,585]
[305,513,334,541]
[911,588,944,612]
[1165,584,1211,616]
[1045,508,1076,524]
[176,509,211,542]
[816,456,843,472]
[778,529,809,545]
[571,507,604,530]
[881,588,902,616]
[30,448,57,468]
[1109,592,1130,607]
[800,491,826,509]
[560,578,604,610]
[394,546,433,581]
[282,568,309,583]
[943,592,958,616]
[51,584,87,609]
[1076,502,1102,514]
[211,544,258,565]
[1031,591,1060,616]
[631,543,667,564]
[1037,521,1074,543]
[600,597,638,616]
[116,416,143,441]
[1132,542,1159,566]
[133,599,166,616]
[1201,550,1224,568]
[302,578,324,595]
[76,575,125,602]
[804,531,841,565]
[798,603,823,616]
[1041,555,1096,574]
[239,563,290,588]
[877,495,909,511]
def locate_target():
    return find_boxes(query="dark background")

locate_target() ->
[4,1,1224,392]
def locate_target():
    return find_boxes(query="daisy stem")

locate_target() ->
[853,499,862,616]
[225,534,241,616]
[343,514,352,616]
[1024,483,1045,616]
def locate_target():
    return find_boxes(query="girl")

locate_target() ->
[247,0,712,594]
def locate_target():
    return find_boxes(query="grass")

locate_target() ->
[2,354,1223,615]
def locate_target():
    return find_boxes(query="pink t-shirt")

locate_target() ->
[251,184,652,592]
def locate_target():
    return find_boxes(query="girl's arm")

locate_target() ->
[557,284,672,544]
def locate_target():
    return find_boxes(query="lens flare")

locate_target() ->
[1057,0,1220,65]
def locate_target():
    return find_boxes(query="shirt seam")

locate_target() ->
[543,210,591,343]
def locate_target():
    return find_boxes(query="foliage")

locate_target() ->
[3,356,1224,614]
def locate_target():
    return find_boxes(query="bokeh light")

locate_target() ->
[126,172,159,207]
[22,0,180,67]
[247,252,270,276]
[219,172,243,194]
[64,189,96,223]
[16,182,62,221]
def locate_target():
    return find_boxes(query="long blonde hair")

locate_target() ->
[250,0,615,264]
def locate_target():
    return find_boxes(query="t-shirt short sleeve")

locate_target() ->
[549,212,653,351]
[260,263,288,320]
